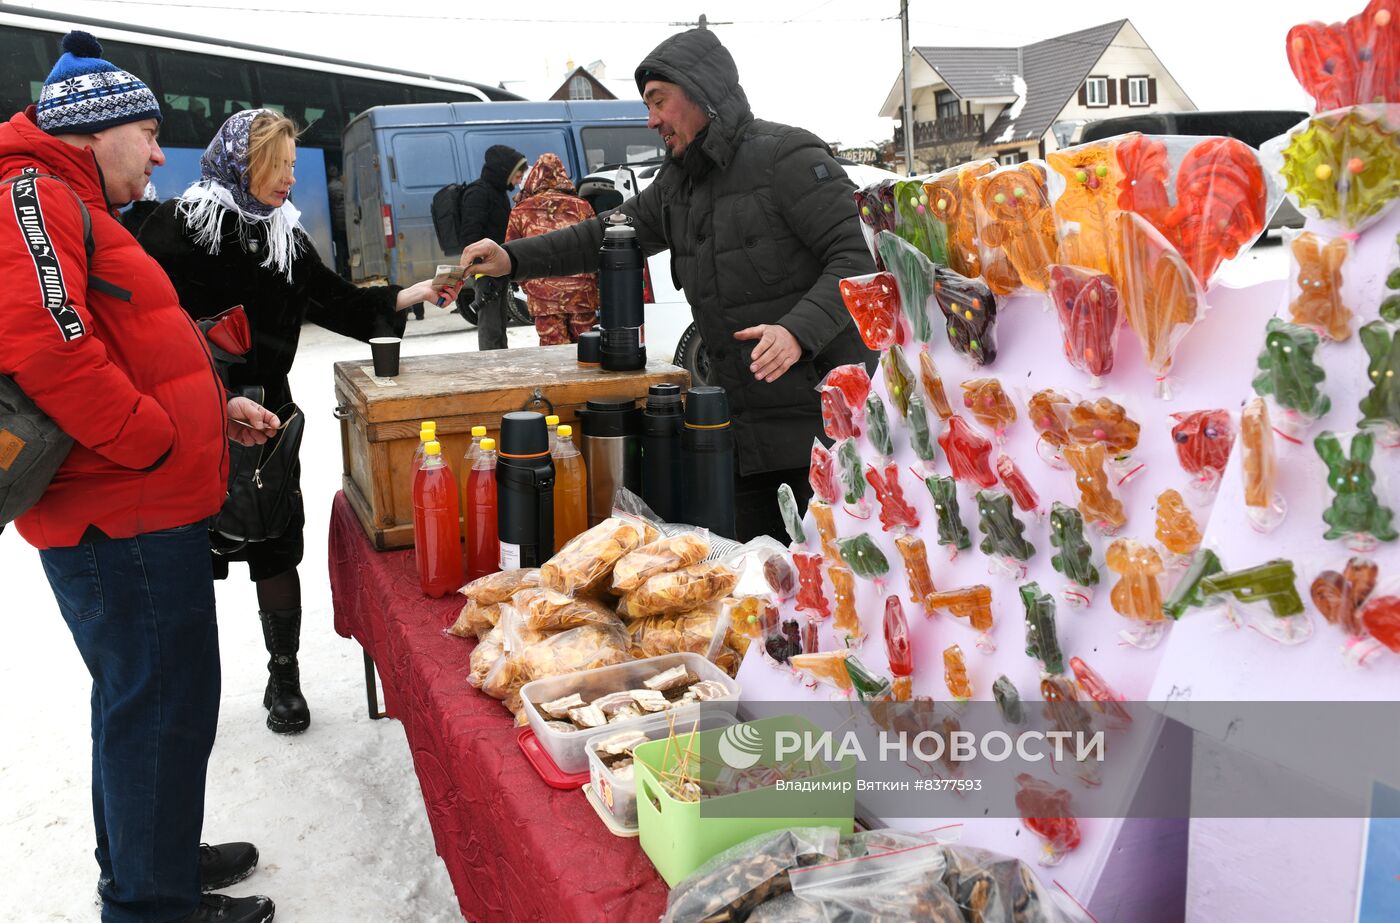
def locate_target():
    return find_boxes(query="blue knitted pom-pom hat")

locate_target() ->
[37,31,162,135]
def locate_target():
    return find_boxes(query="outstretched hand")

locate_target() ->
[734,324,801,382]
[458,239,511,278]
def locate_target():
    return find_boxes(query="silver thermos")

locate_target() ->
[577,396,641,525]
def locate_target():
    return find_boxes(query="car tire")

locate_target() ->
[509,293,533,327]
[673,323,713,386]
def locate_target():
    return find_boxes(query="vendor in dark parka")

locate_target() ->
[459,29,877,542]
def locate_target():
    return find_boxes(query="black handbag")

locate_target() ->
[211,389,305,554]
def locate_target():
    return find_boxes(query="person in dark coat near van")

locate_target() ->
[139,109,455,736]
[459,143,526,349]
[459,29,876,541]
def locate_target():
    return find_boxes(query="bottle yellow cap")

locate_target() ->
[471,425,487,437]
[546,415,560,426]
[425,440,441,455]
[557,424,572,438]
[419,427,433,441]
[481,438,496,451]
[421,420,437,432]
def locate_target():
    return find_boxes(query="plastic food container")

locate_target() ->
[633,715,857,886]
[586,710,738,832]
[519,652,741,774]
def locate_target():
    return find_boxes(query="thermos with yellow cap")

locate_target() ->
[495,411,555,568]
[681,385,736,538]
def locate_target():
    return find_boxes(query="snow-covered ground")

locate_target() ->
[0,240,1286,921]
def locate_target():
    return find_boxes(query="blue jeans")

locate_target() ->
[40,520,221,923]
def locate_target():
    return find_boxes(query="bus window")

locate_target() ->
[153,49,253,146]
[255,65,340,148]
[407,86,472,106]
[579,126,664,172]
[340,77,408,124]
[0,28,57,115]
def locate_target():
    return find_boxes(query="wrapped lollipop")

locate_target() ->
[883,344,916,418]
[1315,430,1399,552]
[1064,441,1127,535]
[976,489,1036,579]
[1312,559,1400,666]
[928,584,996,653]
[836,533,891,588]
[884,595,914,701]
[893,177,948,265]
[837,437,871,519]
[876,230,936,343]
[1287,1,1400,111]
[943,644,973,701]
[818,363,871,440]
[839,272,901,351]
[854,179,898,268]
[1201,559,1312,645]
[1041,675,1102,787]
[866,461,919,533]
[1287,231,1353,341]
[932,266,999,367]
[1171,409,1235,499]
[829,563,863,643]
[960,377,1017,441]
[924,474,972,556]
[1050,501,1099,607]
[1016,774,1082,867]
[1106,538,1170,649]
[810,500,843,564]
[916,347,955,419]
[865,392,894,459]
[1359,318,1400,444]
[1048,138,1124,278]
[1028,388,1074,468]
[1070,656,1133,730]
[1114,211,1205,399]
[821,363,872,414]
[1155,488,1202,559]
[794,551,831,620]
[1020,580,1064,674]
[905,393,937,474]
[777,482,807,548]
[972,161,1058,294]
[895,534,937,617]
[1252,317,1331,430]
[809,438,840,506]
[1241,398,1286,533]
[925,159,995,279]
[1169,137,1270,286]
[938,415,998,489]
[995,453,1041,517]
[1271,105,1400,232]
[1048,263,1121,387]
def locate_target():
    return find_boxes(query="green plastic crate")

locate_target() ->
[633,715,856,887]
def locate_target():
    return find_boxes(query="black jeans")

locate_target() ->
[39,521,220,922]
[476,281,510,351]
[735,466,813,544]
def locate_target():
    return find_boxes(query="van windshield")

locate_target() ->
[581,126,666,172]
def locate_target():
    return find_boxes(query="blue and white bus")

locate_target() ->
[0,2,518,271]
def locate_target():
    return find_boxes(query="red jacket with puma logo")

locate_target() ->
[0,108,227,549]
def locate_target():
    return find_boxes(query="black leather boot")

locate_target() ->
[258,608,310,734]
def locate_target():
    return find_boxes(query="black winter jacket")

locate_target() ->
[460,144,526,246]
[503,30,876,475]
[138,200,406,409]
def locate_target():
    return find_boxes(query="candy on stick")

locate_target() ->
[1015,774,1082,867]
[809,438,840,505]
[791,650,854,693]
[1107,538,1169,648]
[882,344,916,418]
[1201,560,1308,622]
[895,534,937,613]
[1311,557,1378,638]
[960,378,1017,437]
[810,500,843,563]
[1315,430,1399,547]
[794,551,831,619]
[1028,388,1073,449]
[1287,0,1400,111]
[925,160,994,278]
[995,454,1040,515]
[974,162,1058,293]
[1170,137,1269,285]
[777,482,806,547]
[925,475,973,553]
[820,386,859,441]
[1361,593,1400,653]
[906,394,937,469]
[821,363,872,411]
[1253,317,1331,421]
[1049,140,1123,278]
[866,462,920,533]
[1115,211,1203,397]
[877,231,936,343]
[1162,548,1224,620]
[975,489,1036,568]
[938,415,997,488]
[1278,108,1400,230]
[994,675,1024,725]
[917,347,955,419]
[1050,501,1100,603]
[943,644,973,700]
[1115,132,1173,226]
[854,180,897,268]
[893,178,949,265]
[1359,319,1400,440]
[933,266,999,367]
[1289,232,1353,340]
[839,272,902,351]
[1021,581,1063,674]
[836,533,891,582]
[1241,397,1285,532]
[927,585,995,634]
[1155,489,1202,556]
[1041,675,1101,787]
[838,438,871,519]
[1171,409,1234,492]
[865,392,893,459]
[829,564,862,642]
[765,619,804,664]
[845,654,893,701]
[884,595,913,702]
[1070,656,1133,729]
[1048,263,1121,384]
[1067,398,1140,457]
[1063,442,1127,534]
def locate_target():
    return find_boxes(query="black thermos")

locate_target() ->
[641,383,684,522]
[597,216,647,372]
[496,412,555,568]
[681,386,736,539]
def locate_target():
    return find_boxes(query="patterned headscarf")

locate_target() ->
[176,108,303,281]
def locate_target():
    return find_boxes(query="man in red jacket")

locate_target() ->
[0,33,279,923]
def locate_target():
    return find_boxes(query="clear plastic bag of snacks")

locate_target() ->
[510,586,623,633]
[617,562,739,620]
[612,530,711,593]
[541,517,653,596]
[460,568,541,606]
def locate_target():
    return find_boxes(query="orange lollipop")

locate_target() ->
[1049,140,1124,280]
[975,162,1059,293]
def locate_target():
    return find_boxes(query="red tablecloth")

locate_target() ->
[327,492,669,923]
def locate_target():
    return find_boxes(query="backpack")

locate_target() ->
[0,168,122,533]
[430,182,467,253]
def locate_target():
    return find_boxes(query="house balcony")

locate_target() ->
[893,114,986,148]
